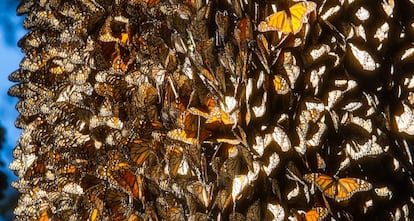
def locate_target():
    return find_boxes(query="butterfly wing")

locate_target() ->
[304,173,335,199]
[166,206,185,221]
[167,129,198,145]
[38,210,49,221]
[305,207,328,221]
[258,11,289,33]
[335,178,372,201]
[128,139,153,167]
[289,2,317,34]
[316,153,326,170]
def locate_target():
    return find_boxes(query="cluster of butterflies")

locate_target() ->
[9,0,414,220]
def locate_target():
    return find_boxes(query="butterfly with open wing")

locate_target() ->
[304,173,372,202]
[258,1,317,34]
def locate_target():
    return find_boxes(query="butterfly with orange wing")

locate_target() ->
[304,173,372,202]
[305,207,329,221]
[258,1,317,34]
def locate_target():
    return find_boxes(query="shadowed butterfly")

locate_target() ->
[187,181,213,208]
[230,212,245,221]
[165,206,185,221]
[258,1,317,34]
[129,0,160,7]
[128,139,156,167]
[246,199,261,220]
[114,170,144,201]
[105,189,134,221]
[304,173,372,202]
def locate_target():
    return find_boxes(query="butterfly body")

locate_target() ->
[304,173,372,202]
[258,1,317,34]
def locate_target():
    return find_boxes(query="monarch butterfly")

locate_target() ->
[187,181,212,208]
[246,200,261,220]
[229,212,246,221]
[215,11,230,44]
[374,186,393,199]
[219,148,242,178]
[305,207,329,221]
[167,129,198,146]
[105,189,131,220]
[232,175,249,203]
[114,170,144,200]
[205,107,235,127]
[273,75,290,94]
[128,139,155,166]
[258,1,317,34]
[165,206,185,221]
[266,203,285,220]
[344,137,385,161]
[188,212,209,221]
[212,189,230,211]
[89,208,100,221]
[25,160,47,178]
[187,107,210,119]
[316,153,326,170]
[304,173,372,202]
[129,0,160,7]
[382,0,395,16]
[166,146,192,177]
[38,210,49,221]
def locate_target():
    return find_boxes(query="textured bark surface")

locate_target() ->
[9,0,414,220]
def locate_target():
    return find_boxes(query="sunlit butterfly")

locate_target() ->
[316,153,326,170]
[381,0,395,16]
[266,203,285,220]
[374,186,393,200]
[258,1,317,34]
[38,210,49,221]
[394,103,414,136]
[344,136,385,161]
[304,173,372,202]
[166,146,192,177]
[231,175,249,203]
[89,208,100,221]
[205,107,235,127]
[304,207,329,221]
[167,129,198,146]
